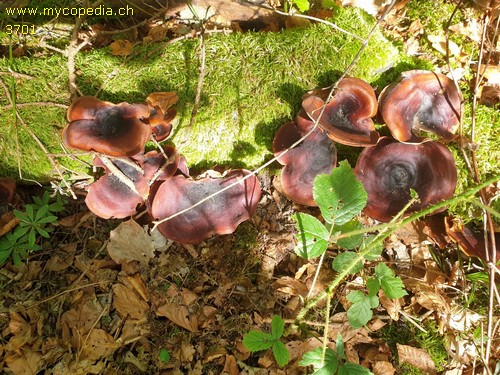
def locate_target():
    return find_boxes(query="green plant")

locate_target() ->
[0,191,64,266]
[299,334,372,374]
[242,315,291,368]
[293,161,407,328]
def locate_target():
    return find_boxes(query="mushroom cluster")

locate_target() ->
[273,70,462,222]
[63,95,261,244]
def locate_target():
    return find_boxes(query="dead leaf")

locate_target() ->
[80,329,118,360]
[479,85,500,107]
[372,360,396,375]
[449,19,482,42]
[109,40,134,56]
[427,34,465,59]
[223,354,239,375]
[0,211,19,236]
[112,283,149,321]
[397,344,436,374]
[146,92,179,113]
[5,348,42,375]
[60,297,103,348]
[156,303,198,332]
[107,220,155,267]
[46,243,76,272]
[143,24,169,44]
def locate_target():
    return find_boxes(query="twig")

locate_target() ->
[188,22,207,130]
[2,102,68,110]
[0,71,34,80]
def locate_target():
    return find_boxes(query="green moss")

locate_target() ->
[0,6,399,181]
[380,320,449,372]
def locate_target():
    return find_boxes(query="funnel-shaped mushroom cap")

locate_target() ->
[85,157,148,219]
[150,170,261,244]
[273,114,337,206]
[355,137,457,222]
[302,77,379,146]
[378,70,462,142]
[145,106,176,141]
[63,96,152,156]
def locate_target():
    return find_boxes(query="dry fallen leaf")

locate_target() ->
[112,283,149,321]
[80,329,119,361]
[109,39,134,56]
[372,360,396,375]
[146,92,179,113]
[4,349,42,375]
[107,219,155,267]
[397,344,436,374]
[156,303,198,333]
[427,34,466,60]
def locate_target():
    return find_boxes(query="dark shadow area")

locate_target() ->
[254,115,290,152]
[314,69,344,89]
[275,82,307,116]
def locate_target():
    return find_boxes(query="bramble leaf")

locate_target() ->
[313,161,367,226]
[293,213,329,259]
[332,251,363,274]
[272,340,290,368]
[271,315,285,339]
[243,331,275,351]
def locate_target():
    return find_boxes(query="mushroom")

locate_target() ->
[63,96,152,156]
[355,137,457,222]
[301,77,379,146]
[0,177,16,206]
[445,216,500,266]
[378,70,462,142]
[145,105,176,142]
[272,112,337,206]
[150,170,261,244]
[85,157,149,219]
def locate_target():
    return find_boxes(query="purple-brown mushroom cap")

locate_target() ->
[378,70,462,142]
[355,137,457,222]
[302,77,379,147]
[273,113,337,206]
[85,157,149,219]
[63,96,152,156]
[150,170,261,244]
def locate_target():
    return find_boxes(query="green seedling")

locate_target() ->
[243,315,290,368]
[0,191,64,266]
[299,334,373,374]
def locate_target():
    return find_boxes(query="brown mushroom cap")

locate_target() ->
[302,77,379,146]
[445,217,500,266]
[378,70,462,142]
[150,170,261,244]
[355,137,457,222]
[85,157,149,219]
[63,96,152,156]
[272,113,337,206]
[145,106,176,142]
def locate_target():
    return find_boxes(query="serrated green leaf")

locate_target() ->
[368,294,379,309]
[338,362,373,375]
[336,334,345,360]
[271,315,284,339]
[374,263,393,278]
[272,340,291,368]
[299,347,338,374]
[243,330,275,352]
[332,251,364,274]
[347,298,373,328]
[313,161,367,226]
[292,0,310,12]
[380,277,407,299]
[293,213,329,259]
[346,290,365,304]
[366,278,380,297]
[335,220,364,249]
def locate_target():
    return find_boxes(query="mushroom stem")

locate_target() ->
[98,155,148,200]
